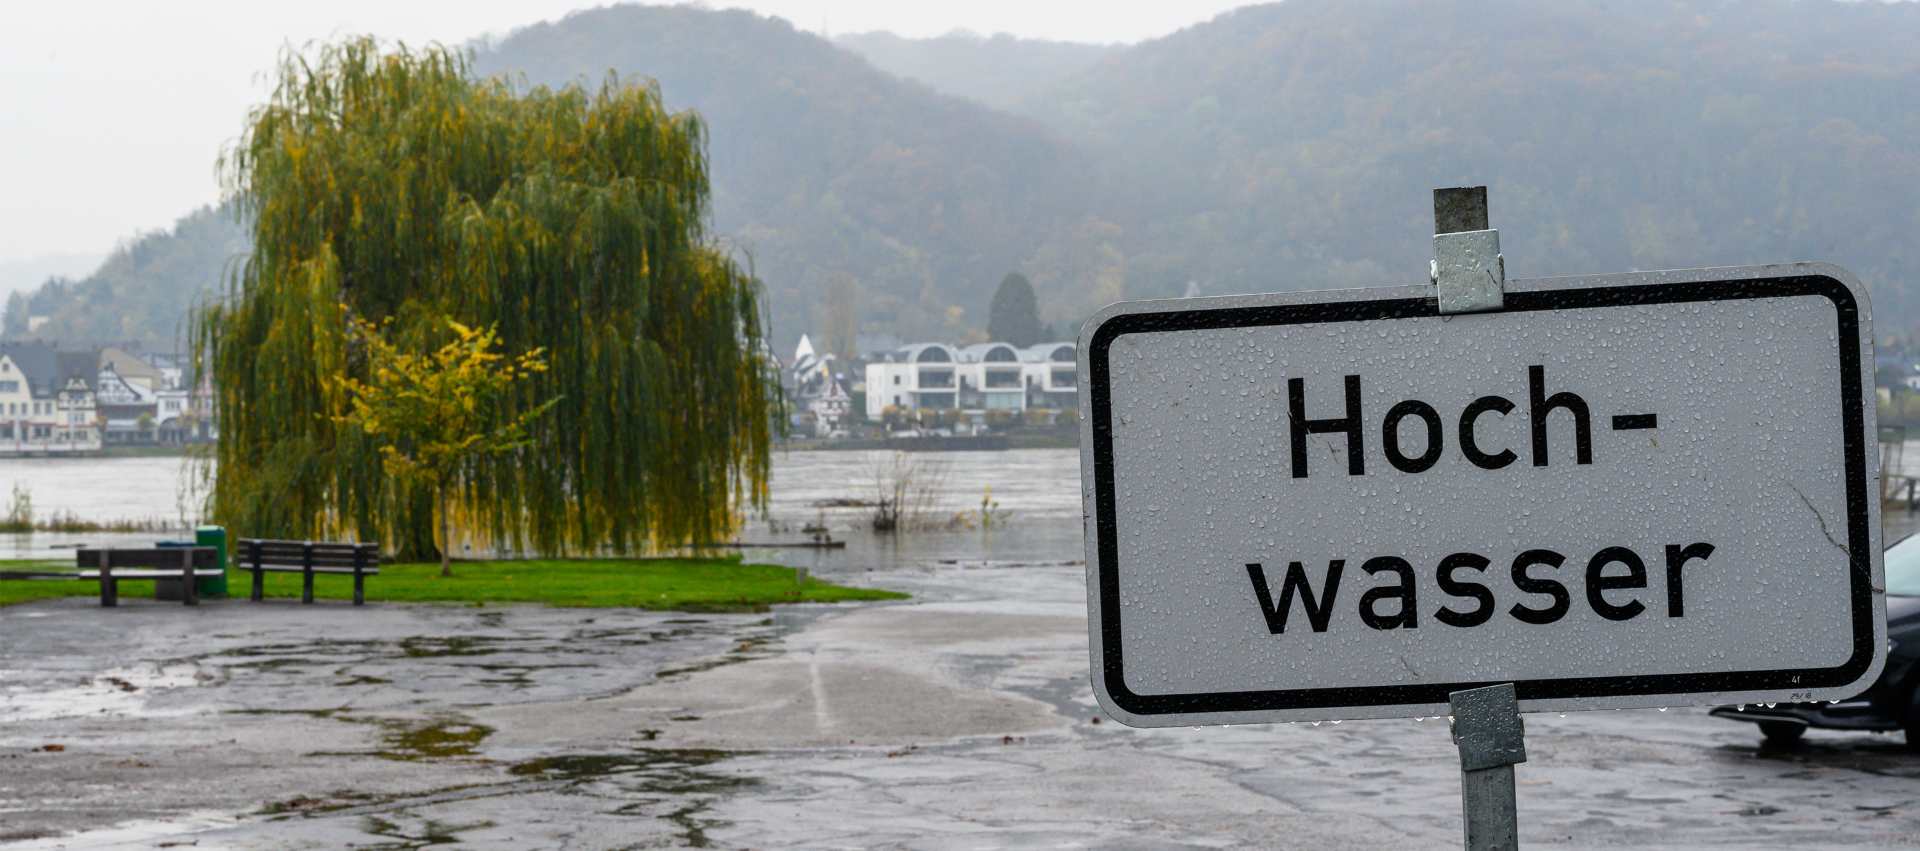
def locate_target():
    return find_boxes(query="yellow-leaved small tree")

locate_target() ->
[338,315,558,577]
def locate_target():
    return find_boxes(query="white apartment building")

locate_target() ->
[864,341,1077,418]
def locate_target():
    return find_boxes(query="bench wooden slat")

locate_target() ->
[75,548,217,568]
[237,543,371,556]
[237,556,377,569]
[237,539,375,551]
[77,570,226,579]
[237,549,371,561]
[237,565,382,575]
[236,538,380,606]
[238,540,373,549]
[235,543,377,567]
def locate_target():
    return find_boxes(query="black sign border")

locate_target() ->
[1088,275,1875,716]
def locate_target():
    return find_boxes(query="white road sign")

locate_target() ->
[1079,263,1886,726]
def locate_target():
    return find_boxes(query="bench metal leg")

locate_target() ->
[99,552,115,607]
[352,546,367,606]
[249,540,264,602]
[301,542,315,604]
[181,551,198,606]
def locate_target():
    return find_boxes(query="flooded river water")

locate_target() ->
[10,444,1920,563]
[0,448,1088,566]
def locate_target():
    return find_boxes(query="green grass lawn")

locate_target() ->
[0,560,104,606]
[0,557,905,611]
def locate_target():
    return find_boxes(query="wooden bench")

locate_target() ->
[75,548,223,607]
[236,539,381,605]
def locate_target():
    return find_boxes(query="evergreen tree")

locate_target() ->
[987,273,1043,347]
[0,292,25,336]
[822,272,858,360]
[195,38,780,557]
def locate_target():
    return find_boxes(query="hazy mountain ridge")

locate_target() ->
[14,0,1920,348]
[1015,0,1920,331]
[832,30,1124,108]
[475,5,1107,350]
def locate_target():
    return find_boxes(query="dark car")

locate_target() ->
[1711,532,1920,745]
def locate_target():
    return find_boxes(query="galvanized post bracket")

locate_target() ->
[1431,186,1505,315]
[1450,683,1526,851]
[1450,683,1527,769]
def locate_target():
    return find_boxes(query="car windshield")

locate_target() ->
[1885,533,1920,596]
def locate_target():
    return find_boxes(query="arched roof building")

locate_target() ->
[865,340,1078,418]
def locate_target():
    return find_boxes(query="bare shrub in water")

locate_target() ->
[864,452,951,531]
[3,483,31,533]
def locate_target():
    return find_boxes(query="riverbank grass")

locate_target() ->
[0,561,103,606]
[0,557,905,611]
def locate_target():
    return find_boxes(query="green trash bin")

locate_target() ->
[157,528,228,599]
[195,526,229,598]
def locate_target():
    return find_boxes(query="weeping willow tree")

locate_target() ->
[194,38,780,557]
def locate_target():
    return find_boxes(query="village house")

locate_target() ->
[786,335,855,437]
[0,342,100,455]
[94,347,216,445]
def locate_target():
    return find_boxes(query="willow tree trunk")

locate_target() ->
[438,486,452,578]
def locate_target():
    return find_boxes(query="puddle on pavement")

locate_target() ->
[337,674,392,686]
[0,662,218,721]
[261,790,385,816]
[507,748,751,847]
[363,815,493,849]
[507,748,737,783]
[300,715,497,762]
[401,635,510,658]
[193,615,797,716]
[221,638,393,670]
[215,620,771,672]
[247,749,750,849]
[654,648,775,680]
[0,810,243,850]
[1720,736,1920,778]
[383,719,494,761]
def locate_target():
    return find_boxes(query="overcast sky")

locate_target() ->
[0,1,1248,295]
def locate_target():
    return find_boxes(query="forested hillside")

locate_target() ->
[1016,0,1920,334]
[475,6,1104,350]
[1,206,244,345]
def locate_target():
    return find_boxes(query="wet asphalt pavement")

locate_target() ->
[2,562,1919,849]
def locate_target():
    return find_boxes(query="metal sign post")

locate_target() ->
[1077,183,1887,849]
[1451,683,1524,851]
[1434,187,1523,850]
